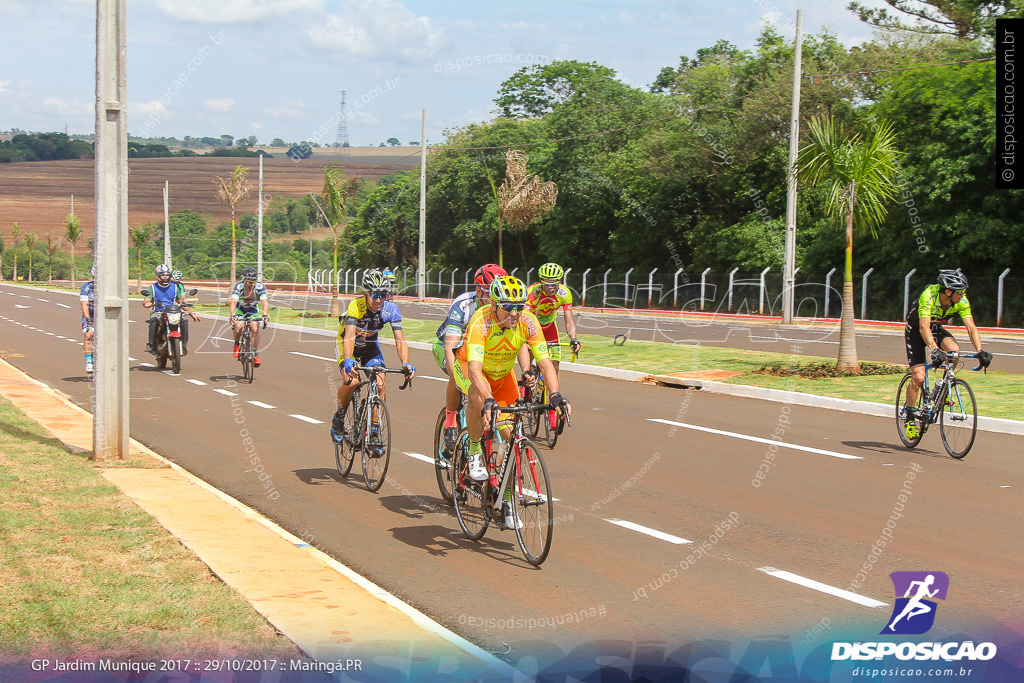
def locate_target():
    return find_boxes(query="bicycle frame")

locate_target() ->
[919,352,982,423]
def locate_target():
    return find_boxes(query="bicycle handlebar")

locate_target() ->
[929,350,989,373]
[344,365,414,389]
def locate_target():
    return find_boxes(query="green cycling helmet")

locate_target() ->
[538,262,564,282]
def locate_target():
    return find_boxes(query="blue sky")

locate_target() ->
[0,0,887,147]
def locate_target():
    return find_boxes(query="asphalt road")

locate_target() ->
[2,283,1022,673]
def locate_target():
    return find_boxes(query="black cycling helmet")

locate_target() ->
[242,266,258,282]
[937,269,968,291]
[362,269,389,292]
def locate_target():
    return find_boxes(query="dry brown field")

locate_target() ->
[0,152,417,245]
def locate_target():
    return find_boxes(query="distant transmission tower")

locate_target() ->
[336,91,350,155]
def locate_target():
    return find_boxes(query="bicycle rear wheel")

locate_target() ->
[432,407,455,505]
[895,373,924,448]
[940,378,977,459]
[240,328,253,382]
[452,429,491,540]
[334,402,359,477]
[522,383,541,438]
[511,438,553,566]
[361,397,391,492]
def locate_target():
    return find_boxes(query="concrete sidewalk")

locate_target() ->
[0,359,514,678]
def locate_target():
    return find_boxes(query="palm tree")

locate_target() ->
[45,235,59,284]
[213,165,253,283]
[488,150,557,267]
[129,225,154,292]
[64,213,83,286]
[319,164,362,317]
[11,223,19,281]
[798,116,902,373]
[24,233,36,282]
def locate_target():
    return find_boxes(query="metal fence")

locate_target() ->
[307,266,1022,328]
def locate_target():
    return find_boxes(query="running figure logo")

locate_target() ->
[881,571,949,635]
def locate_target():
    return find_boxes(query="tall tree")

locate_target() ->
[129,225,154,292]
[45,235,59,284]
[847,0,1018,39]
[64,213,83,286]
[798,116,903,373]
[319,164,362,317]
[495,60,618,118]
[213,165,253,283]
[10,223,19,281]
[24,233,36,281]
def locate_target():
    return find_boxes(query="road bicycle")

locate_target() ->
[431,393,466,506]
[521,346,577,449]
[235,313,265,383]
[333,365,413,492]
[451,394,569,566]
[895,351,984,459]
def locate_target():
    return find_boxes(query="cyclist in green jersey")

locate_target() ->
[902,269,991,438]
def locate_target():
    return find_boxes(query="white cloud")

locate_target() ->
[43,96,91,116]
[154,0,324,24]
[133,100,171,116]
[0,80,10,93]
[348,111,378,125]
[205,97,236,112]
[307,0,448,63]
[263,100,307,119]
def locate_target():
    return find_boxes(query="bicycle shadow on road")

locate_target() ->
[376,492,450,520]
[388,522,528,567]
[292,467,351,487]
[843,440,947,459]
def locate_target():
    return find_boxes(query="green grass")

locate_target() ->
[0,397,298,659]
[243,302,1023,421]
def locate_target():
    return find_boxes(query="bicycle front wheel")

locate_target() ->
[522,384,541,438]
[334,404,359,477]
[432,407,455,505]
[240,329,253,382]
[940,378,977,459]
[452,429,491,540]
[511,438,553,566]
[895,373,924,448]
[361,397,392,492]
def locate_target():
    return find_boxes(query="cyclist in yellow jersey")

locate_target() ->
[526,262,581,371]
[901,269,991,439]
[453,276,570,494]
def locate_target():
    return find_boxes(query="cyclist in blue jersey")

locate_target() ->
[331,269,415,441]
[142,264,183,354]
[229,267,270,366]
[172,269,200,356]
[902,269,992,439]
[383,268,397,299]
[432,263,506,450]
[79,265,96,373]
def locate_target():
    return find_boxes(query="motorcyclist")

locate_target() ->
[142,264,183,354]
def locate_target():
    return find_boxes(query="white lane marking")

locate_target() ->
[46,332,55,336]
[248,400,276,409]
[128,356,136,361]
[757,567,887,608]
[139,362,155,367]
[213,389,237,397]
[290,414,323,424]
[14,304,30,309]
[605,519,691,544]
[290,351,337,363]
[405,451,435,464]
[211,336,235,343]
[57,303,71,308]
[419,375,447,382]
[648,419,863,460]
[186,379,207,386]
[37,298,49,302]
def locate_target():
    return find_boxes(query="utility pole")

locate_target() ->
[418,109,426,301]
[162,181,171,267]
[94,0,129,460]
[257,151,264,279]
[782,10,803,324]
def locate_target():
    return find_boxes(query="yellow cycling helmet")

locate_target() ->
[538,262,564,282]
[489,275,527,303]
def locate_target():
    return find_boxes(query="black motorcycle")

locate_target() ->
[142,288,198,375]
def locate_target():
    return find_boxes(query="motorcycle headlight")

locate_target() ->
[166,312,181,325]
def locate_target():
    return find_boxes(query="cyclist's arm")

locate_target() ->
[392,329,414,375]
[443,329,463,373]
[963,316,983,353]
[535,357,561,396]
[918,315,938,351]
[562,304,578,340]
[467,360,492,401]
[261,294,270,317]
[80,300,91,319]
[228,295,238,318]
[516,345,533,376]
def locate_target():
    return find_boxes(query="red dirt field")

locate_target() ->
[0,155,410,245]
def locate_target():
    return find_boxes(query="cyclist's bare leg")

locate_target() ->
[231,319,243,344]
[250,321,260,352]
[375,373,386,403]
[336,375,358,411]
[467,385,485,442]
[907,364,926,406]
[83,328,94,355]
[445,373,462,412]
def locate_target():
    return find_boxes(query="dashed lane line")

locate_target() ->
[757,567,887,608]
[648,419,863,460]
[290,414,323,424]
[604,519,691,545]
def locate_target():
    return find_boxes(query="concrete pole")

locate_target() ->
[93,0,129,461]
[418,110,426,301]
[257,152,264,279]
[782,10,803,324]
[162,181,170,267]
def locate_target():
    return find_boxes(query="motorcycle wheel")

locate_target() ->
[170,337,182,374]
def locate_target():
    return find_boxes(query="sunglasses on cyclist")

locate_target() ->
[498,303,526,312]
[368,291,388,300]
